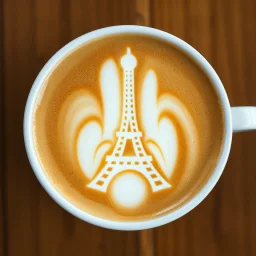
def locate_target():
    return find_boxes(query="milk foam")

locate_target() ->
[59,61,197,181]
[34,34,224,220]
[57,51,198,210]
[141,70,198,178]
[109,172,148,210]
[100,59,121,140]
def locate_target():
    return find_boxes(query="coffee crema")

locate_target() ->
[33,34,224,221]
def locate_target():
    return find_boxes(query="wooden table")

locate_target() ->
[1,0,256,255]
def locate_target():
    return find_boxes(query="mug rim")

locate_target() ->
[24,25,232,230]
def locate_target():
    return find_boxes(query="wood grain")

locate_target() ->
[0,0,6,254]
[1,0,256,256]
[136,0,150,26]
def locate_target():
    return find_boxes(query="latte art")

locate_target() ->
[34,34,224,220]
[87,49,171,193]
[57,48,198,213]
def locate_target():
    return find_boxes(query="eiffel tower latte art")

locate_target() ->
[88,48,171,193]
[33,34,224,219]
[86,48,172,212]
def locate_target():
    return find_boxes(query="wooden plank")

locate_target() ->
[152,0,256,255]
[139,229,155,256]
[241,2,256,255]
[3,0,138,255]
[0,0,6,254]
[136,0,151,26]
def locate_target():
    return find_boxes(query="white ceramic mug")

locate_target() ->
[24,25,256,230]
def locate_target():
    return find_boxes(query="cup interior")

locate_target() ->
[24,25,232,230]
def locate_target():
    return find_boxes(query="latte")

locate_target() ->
[33,34,224,220]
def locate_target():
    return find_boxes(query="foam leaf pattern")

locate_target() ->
[58,59,120,179]
[140,70,198,179]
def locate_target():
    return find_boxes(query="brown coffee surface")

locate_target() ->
[33,34,224,221]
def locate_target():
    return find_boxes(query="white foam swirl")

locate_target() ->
[100,59,121,140]
[140,70,198,178]
[58,59,120,179]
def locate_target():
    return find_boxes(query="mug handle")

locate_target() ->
[232,107,256,132]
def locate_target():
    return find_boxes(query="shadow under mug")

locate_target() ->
[24,26,256,230]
